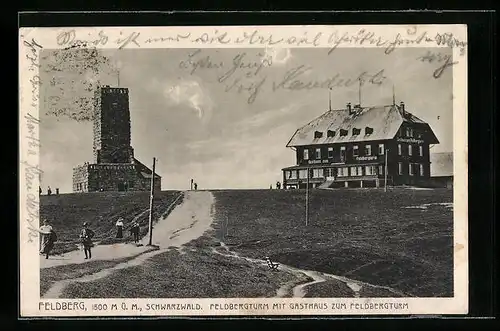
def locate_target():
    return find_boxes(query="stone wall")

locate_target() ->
[73,164,90,192]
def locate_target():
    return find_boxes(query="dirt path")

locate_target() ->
[43,191,214,298]
[211,242,405,298]
[40,194,183,269]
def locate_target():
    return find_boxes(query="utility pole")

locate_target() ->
[384,148,389,192]
[358,78,362,106]
[328,87,332,111]
[148,157,156,246]
[305,167,310,226]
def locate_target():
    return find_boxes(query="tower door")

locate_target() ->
[117,182,126,192]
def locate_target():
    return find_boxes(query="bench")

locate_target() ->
[265,256,279,271]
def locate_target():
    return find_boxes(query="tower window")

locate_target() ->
[353,145,359,157]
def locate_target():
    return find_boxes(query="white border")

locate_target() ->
[19,24,468,317]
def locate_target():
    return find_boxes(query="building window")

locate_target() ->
[353,145,359,157]
[398,162,403,175]
[288,171,297,179]
[419,164,424,176]
[379,143,385,155]
[315,148,321,159]
[365,165,375,175]
[398,144,402,155]
[379,165,384,175]
[419,145,423,157]
[299,169,308,179]
[408,144,413,156]
[365,145,372,156]
[313,168,324,178]
[409,163,414,176]
[350,167,357,176]
[328,147,334,158]
[357,166,363,176]
[338,167,348,177]
[407,127,413,137]
[324,168,330,177]
[303,149,309,160]
[340,146,346,161]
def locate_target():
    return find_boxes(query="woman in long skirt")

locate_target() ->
[116,218,124,239]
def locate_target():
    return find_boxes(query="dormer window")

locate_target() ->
[365,127,374,135]
[352,128,361,136]
[339,129,348,137]
[314,131,323,139]
[327,130,335,137]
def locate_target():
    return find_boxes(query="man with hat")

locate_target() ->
[80,222,95,259]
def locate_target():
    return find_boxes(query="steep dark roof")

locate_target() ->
[133,158,161,179]
[286,104,439,147]
[430,152,453,177]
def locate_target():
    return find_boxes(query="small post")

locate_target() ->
[305,167,310,226]
[384,148,389,192]
[148,157,156,246]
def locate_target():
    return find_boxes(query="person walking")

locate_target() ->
[115,218,124,239]
[43,229,58,259]
[130,221,140,244]
[80,222,95,259]
[38,219,53,255]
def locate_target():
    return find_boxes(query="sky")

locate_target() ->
[39,47,453,192]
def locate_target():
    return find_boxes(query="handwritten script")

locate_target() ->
[178,49,387,104]
[21,37,44,244]
[416,50,458,79]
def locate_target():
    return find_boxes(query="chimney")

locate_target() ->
[400,101,405,116]
[347,102,352,114]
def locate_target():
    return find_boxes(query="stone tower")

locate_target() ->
[73,85,161,193]
[93,85,135,164]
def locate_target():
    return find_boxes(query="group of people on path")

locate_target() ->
[115,217,140,244]
[37,217,143,260]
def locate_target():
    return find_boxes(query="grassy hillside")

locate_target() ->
[40,191,183,254]
[212,188,453,297]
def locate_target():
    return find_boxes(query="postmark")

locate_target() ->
[19,24,468,317]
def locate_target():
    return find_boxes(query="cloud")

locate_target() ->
[162,80,214,124]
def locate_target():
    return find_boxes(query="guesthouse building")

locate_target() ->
[282,101,439,189]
